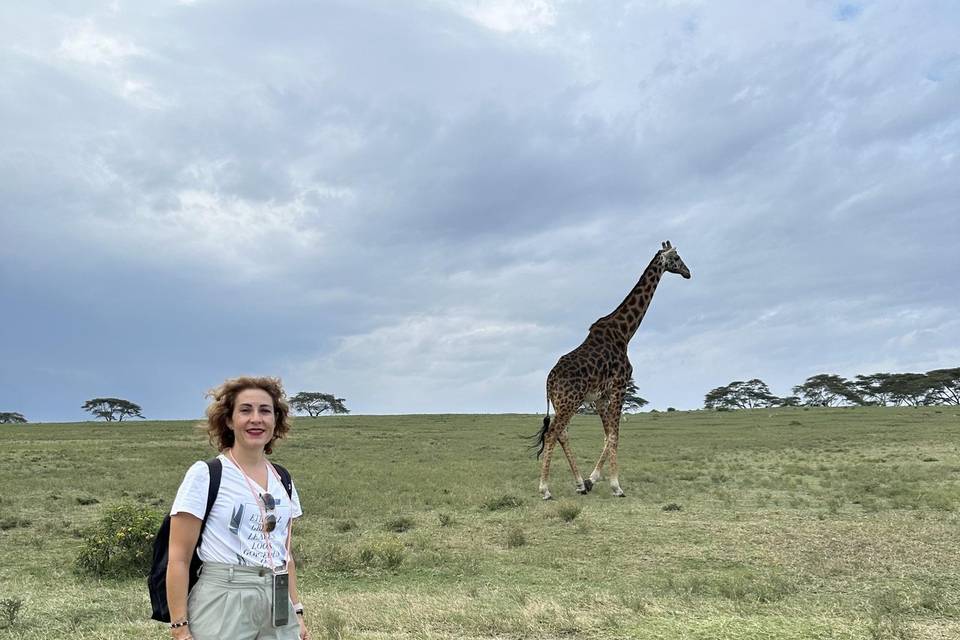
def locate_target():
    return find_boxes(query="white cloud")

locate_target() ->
[56,22,143,66]
[459,0,557,34]
[290,312,565,413]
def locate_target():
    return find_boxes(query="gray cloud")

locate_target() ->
[1,0,957,421]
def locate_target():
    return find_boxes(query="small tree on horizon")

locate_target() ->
[622,379,649,413]
[578,378,648,414]
[289,392,350,417]
[0,412,27,424]
[704,379,780,410]
[81,398,145,422]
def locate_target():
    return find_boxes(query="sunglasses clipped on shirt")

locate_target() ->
[260,492,277,533]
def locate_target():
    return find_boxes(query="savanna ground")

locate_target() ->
[1,407,958,639]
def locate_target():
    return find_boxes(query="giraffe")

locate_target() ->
[532,241,691,500]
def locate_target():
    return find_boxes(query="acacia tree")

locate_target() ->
[622,379,649,413]
[81,398,145,422]
[0,412,27,424]
[579,378,648,414]
[853,373,897,406]
[885,373,934,407]
[704,379,779,410]
[791,374,863,407]
[289,392,350,417]
[926,368,960,405]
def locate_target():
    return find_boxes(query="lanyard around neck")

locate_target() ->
[225,449,291,572]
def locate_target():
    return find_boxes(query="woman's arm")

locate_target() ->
[288,541,310,639]
[167,513,202,639]
[288,554,301,606]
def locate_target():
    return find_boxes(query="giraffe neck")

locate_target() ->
[592,255,665,344]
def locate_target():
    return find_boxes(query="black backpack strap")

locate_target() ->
[200,458,222,532]
[271,462,294,499]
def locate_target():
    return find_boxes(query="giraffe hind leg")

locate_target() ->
[540,407,576,499]
[597,390,627,497]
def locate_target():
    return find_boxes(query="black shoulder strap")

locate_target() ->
[201,458,222,529]
[271,462,293,499]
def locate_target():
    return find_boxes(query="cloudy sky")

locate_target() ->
[1,1,958,422]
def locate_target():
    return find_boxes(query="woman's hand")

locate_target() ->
[298,614,310,640]
[170,624,193,640]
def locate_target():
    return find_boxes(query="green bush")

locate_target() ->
[319,608,348,640]
[556,501,582,522]
[0,598,23,628]
[483,494,523,511]
[333,519,356,533]
[74,502,163,578]
[505,527,526,548]
[357,537,405,569]
[384,516,415,532]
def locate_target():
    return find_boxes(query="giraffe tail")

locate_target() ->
[529,414,551,459]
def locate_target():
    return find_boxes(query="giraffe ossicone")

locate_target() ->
[533,240,691,499]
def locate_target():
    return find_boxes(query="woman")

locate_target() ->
[166,376,310,640]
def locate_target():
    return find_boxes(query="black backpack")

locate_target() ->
[148,458,293,622]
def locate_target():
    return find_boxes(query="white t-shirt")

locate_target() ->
[170,454,303,569]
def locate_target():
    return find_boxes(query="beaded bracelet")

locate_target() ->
[170,620,189,629]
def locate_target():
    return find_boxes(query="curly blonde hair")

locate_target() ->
[203,376,292,455]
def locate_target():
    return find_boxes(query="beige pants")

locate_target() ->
[187,562,300,640]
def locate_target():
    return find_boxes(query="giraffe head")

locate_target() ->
[658,241,691,279]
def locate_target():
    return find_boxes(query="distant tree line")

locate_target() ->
[705,368,960,410]
[5,390,352,425]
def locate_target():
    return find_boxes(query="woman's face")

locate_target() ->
[227,387,276,452]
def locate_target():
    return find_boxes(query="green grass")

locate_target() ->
[1,407,959,638]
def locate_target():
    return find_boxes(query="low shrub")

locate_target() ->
[505,527,526,548]
[0,597,23,628]
[556,501,582,522]
[366,538,405,569]
[0,518,30,531]
[483,494,523,511]
[384,516,415,532]
[319,608,348,640]
[333,519,356,533]
[324,538,406,572]
[74,501,163,578]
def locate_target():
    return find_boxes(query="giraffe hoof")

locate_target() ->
[542,493,554,501]
[613,491,626,498]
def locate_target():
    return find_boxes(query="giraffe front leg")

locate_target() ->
[589,435,611,487]
[557,429,590,494]
[607,430,625,497]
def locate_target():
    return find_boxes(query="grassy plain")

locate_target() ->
[1,407,959,639]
